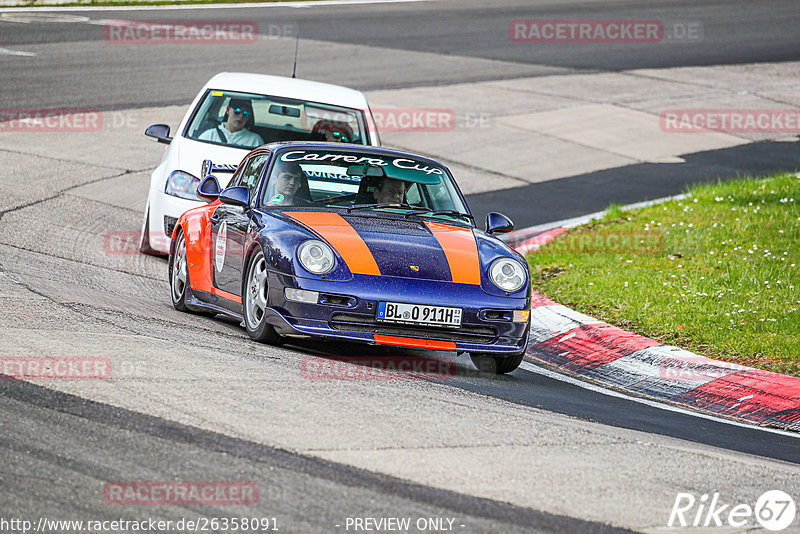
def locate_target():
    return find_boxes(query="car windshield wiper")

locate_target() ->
[345,203,427,213]
[403,208,474,222]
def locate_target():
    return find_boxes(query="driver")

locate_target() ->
[199,98,263,148]
[373,177,406,204]
[265,162,307,206]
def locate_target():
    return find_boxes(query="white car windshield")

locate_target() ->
[185,90,370,149]
[261,148,472,224]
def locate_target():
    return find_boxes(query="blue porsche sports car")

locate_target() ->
[169,142,531,373]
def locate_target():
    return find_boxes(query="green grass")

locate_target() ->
[527,173,800,376]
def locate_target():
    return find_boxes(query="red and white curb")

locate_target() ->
[511,226,800,433]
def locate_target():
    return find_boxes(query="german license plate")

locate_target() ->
[377,301,462,328]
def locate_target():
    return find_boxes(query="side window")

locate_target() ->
[405,183,423,206]
[236,154,269,189]
[232,153,270,203]
[227,165,244,188]
[187,91,225,139]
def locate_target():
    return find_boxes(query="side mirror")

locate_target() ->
[485,212,514,235]
[196,175,221,202]
[219,186,249,208]
[145,124,172,144]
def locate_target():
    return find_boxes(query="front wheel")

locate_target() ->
[244,249,283,345]
[169,228,190,312]
[470,351,525,374]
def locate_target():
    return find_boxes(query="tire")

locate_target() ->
[243,249,283,344]
[470,350,525,375]
[139,207,160,256]
[169,228,190,312]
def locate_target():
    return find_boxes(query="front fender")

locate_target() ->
[474,229,531,299]
[174,200,220,296]
[248,211,356,282]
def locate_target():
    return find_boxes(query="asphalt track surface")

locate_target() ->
[2,1,800,532]
[2,0,800,226]
[3,0,800,106]
[468,139,800,228]
[0,377,627,534]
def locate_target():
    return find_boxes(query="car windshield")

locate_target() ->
[261,148,471,223]
[184,90,369,149]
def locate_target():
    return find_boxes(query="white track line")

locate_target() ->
[0,0,431,13]
[0,46,36,55]
[519,360,800,439]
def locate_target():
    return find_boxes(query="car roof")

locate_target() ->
[203,72,370,110]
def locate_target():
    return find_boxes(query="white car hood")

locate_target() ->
[177,138,250,187]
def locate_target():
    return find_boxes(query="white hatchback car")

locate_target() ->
[140,72,381,254]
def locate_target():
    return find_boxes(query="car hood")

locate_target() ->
[282,211,482,284]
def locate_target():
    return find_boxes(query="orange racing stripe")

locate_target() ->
[374,335,456,351]
[284,211,381,276]
[423,221,481,285]
[215,287,242,304]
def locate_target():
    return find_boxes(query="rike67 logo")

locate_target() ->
[669,490,796,531]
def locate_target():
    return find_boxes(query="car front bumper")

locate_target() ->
[147,189,205,253]
[262,272,531,355]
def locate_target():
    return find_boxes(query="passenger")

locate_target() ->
[312,120,354,143]
[199,98,263,148]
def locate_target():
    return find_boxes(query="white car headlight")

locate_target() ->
[164,170,199,200]
[489,258,526,293]
[298,240,335,275]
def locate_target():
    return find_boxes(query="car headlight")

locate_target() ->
[298,240,335,275]
[164,170,199,200]
[489,258,526,293]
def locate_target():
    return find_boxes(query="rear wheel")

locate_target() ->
[470,351,525,375]
[244,249,283,344]
[169,228,190,312]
